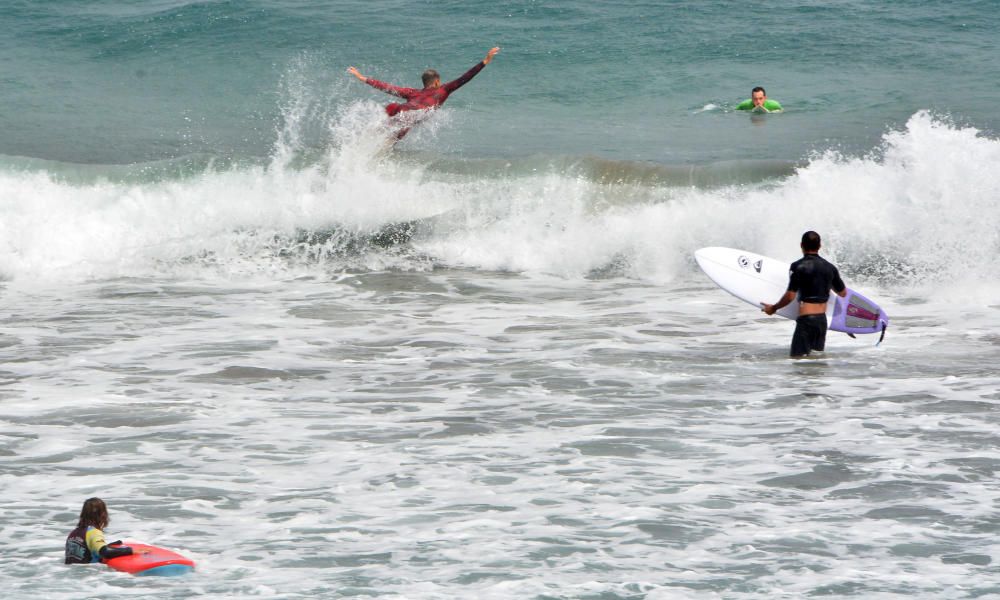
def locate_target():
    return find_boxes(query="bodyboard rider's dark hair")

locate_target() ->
[422,69,440,87]
[77,497,110,530]
[752,86,766,95]
[801,230,821,252]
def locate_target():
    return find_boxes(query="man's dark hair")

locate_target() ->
[801,230,821,252]
[422,69,440,87]
[752,86,766,95]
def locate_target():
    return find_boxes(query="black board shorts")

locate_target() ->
[791,314,827,357]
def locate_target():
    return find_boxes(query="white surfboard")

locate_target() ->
[694,247,889,337]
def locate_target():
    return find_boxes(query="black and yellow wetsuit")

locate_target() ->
[65,526,132,564]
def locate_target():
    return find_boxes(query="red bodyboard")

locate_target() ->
[105,542,195,576]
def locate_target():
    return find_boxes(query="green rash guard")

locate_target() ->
[735,98,783,112]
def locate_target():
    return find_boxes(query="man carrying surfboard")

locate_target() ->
[761,231,847,357]
[347,47,500,140]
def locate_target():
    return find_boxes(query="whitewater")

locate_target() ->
[3,110,998,287]
[1,108,999,598]
[3,0,1000,597]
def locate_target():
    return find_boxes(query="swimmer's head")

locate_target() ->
[751,86,767,107]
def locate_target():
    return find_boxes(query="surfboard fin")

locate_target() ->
[876,322,887,346]
[846,333,856,339]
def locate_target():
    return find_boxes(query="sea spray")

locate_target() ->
[1,112,998,293]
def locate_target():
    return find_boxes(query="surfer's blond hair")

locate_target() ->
[422,69,440,87]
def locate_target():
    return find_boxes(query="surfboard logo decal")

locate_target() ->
[753,259,762,273]
[737,255,750,269]
[845,295,880,327]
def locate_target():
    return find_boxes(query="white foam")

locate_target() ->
[2,112,998,304]
[1,269,997,598]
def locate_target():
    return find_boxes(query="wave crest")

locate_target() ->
[1,111,997,295]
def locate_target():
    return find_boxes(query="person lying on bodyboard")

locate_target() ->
[348,47,500,141]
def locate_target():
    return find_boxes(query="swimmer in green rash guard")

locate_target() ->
[65,498,134,565]
[736,86,783,113]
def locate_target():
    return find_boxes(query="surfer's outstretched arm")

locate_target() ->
[442,47,500,93]
[347,66,368,84]
[347,66,417,99]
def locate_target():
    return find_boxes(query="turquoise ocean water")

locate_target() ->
[3,0,998,165]
[2,2,1000,598]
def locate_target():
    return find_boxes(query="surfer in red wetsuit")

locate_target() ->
[347,47,500,140]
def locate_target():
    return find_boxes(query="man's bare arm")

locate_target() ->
[761,290,796,315]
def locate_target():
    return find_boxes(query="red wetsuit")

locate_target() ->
[365,61,486,138]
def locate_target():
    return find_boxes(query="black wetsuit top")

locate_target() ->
[787,254,846,303]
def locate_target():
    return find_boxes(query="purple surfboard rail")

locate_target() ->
[831,288,889,340]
